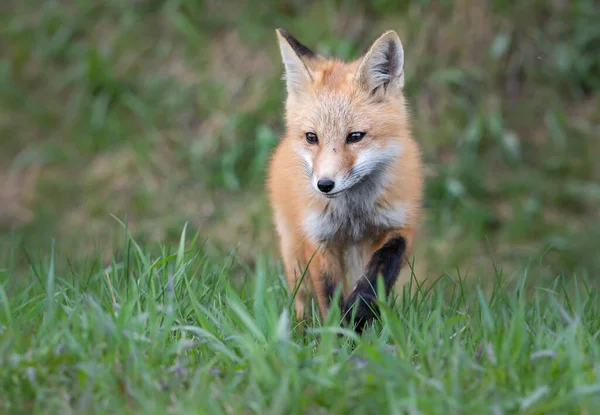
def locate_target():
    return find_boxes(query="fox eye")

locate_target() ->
[305,132,318,144]
[346,132,366,144]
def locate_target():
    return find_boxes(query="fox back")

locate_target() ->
[266,28,423,332]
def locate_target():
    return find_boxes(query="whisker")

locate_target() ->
[339,159,394,192]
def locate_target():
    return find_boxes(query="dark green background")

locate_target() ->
[2,0,599,283]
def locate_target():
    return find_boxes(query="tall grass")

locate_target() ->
[1,226,599,414]
[1,0,599,278]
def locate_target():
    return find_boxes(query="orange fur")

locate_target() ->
[267,29,424,328]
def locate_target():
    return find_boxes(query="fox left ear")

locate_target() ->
[356,30,405,97]
[275,28,317,97]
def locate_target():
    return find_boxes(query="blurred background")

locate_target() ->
[1,0,599,284]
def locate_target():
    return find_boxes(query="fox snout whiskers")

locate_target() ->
[313,172,363,198]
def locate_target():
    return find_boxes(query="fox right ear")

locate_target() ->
[276,29,316,96]
[356,30,405,98]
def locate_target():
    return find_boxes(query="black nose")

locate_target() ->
[317,179,335,193]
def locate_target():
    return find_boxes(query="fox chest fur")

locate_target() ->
[302,171,406,245]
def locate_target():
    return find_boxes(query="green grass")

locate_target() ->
[1,0,599,279]
[2,227,600,414]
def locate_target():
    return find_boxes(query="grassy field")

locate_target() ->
[1,0,600,413]
[2,227,600,413]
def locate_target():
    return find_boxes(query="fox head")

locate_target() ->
[276,28,410,199]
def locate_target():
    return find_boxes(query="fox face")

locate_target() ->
[276,29,409,199]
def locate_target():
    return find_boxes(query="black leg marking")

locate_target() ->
[344,236,407,332]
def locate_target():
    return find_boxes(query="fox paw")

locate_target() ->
[343,289,380,333]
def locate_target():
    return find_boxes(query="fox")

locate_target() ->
[266,28,424,332]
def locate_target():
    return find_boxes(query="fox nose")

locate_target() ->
[317,179,335,193]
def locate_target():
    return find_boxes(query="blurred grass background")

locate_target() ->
[1,0,599,284]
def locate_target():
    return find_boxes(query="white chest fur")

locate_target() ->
[303,196,406,244]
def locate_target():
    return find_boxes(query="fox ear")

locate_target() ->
[276,28,316,96]
[356,30,405,97]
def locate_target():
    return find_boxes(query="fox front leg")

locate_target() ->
[303,242,347,319]
[344,229,413,332]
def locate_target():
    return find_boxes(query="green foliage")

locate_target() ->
[1,229,600,413]
[2,0,599,277]
[1,0,599,275]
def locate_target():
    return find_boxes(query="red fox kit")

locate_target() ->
[267,28,424,332]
